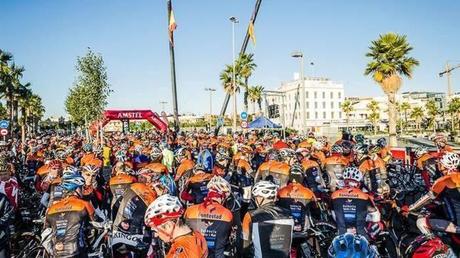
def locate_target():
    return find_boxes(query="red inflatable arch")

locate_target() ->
[102,110,168,132]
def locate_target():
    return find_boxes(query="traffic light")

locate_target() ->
[268,104,280,118]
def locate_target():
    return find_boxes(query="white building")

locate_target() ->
[346,91,446,130]
[266,75,345,132]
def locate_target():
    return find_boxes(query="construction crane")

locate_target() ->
[439,62,460,99]
[215,0,263,135]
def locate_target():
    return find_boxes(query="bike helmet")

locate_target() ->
[318,136,328,145]
[207,176,231,198]
[279,148,296,161]
[61,172,85,192]
[144,194,184,227]
[150,146,163,161]
[252,180,278,199]
[62,165,79,177]
[343,166,363,183]
[82,143,92,153]
[376,137,387,147]
[48,160,63,170]
[341,141,353,156]
[174,147,188,162]
[414,146,428,159]
[312,141,324,151]
[115,150,128,162]
[433,133,447,144]
[354,144,369,161]
[267,149,281,161]
[354,134,365,144]
[81,165,99,176]
[440,152,460,171]
[331,144,344,155]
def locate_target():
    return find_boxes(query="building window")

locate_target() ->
[315,112,318,119]
[314,91,317,98]
[314,102,318,108]
[306,91,309,98]
[338,102,342,107]
[330,92,333,99]
[306,102,309,108]
[331,102,334,108]
[339,112,342,118]
[338,92,342,99]
[322,101,326,108]
[322,92,326,98]
[331,112,334,119]
[323,112,326,119]
[307,112,310,119]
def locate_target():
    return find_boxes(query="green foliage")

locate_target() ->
[367,100,380,134]
[65,49,111,125]
[364,33,419,83]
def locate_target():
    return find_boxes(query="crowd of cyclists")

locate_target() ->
[0,128,459,257]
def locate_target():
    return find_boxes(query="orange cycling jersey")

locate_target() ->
[358,157,386,174]
[312,150,326,165]
[144,162,169,174]
[166,231,208,258]
[237,159,253,174]
[324,155,350,167]
[175,159,195,181]
[46,195,95,257]
[417,153,436,171]
[185,202,233,257]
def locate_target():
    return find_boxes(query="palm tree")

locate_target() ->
[447,98,460,133]
[410,107,424,133]
[220,64,241,95]
[399,101,411,133]
[248,85,264,115]
[236,53,257,112]
[425,99,438,133]
[367,100,380,135]
[18,87,32,141]
[365,33,419,146]
[341,100,354,129]
[28,94,45,134]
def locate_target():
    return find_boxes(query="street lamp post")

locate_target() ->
[205,88,216,126]
[292,51,306,133]
[159,101,168,112]
[230,16,239,132]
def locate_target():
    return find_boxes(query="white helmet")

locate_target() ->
[144,194,183,227]
[207,176,231,197]
[414,147,428,159]
[343,166,363,183]
[312,141,324,151]
[440,152,460,172]
[252,180,278,199]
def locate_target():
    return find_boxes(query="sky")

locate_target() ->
[1,0,460,118]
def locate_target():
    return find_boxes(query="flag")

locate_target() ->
[168,9,177,44]
[248,20,256,46]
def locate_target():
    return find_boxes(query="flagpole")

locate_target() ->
[167,0,180,132]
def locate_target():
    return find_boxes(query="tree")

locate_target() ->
[365,33,419,146]
[399,101,411,133]
[447,98,460,133]
[236,54,257,112]
[410,107,424,133]
[220,64,242,94]
[367,100,380,135]
[65,48,111,128]
[341,100,354,129]
[248,85,264,115]
[425,99,439,133]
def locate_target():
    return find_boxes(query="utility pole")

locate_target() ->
[439,61,460,101]
[292,51,306,133]
[230,16,239,132]
[167,0,179,132]
[205,88,216,126]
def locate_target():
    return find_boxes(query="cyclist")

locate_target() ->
[180,164,214,204]
[81,165,108,221]
[184,176,233,258]
[433,133,453,156]
[43,171,95,258]
[109,163,137,219]
[112,177,157,257]
[375,137,392,163]
[0,182,14,258]
[356,144,389,196]
[414,146,439,189]
[242,180,294,258]
[323,144,349,191]
[144,194,208,258]
[402,152,460,236]
[331,167,381,238]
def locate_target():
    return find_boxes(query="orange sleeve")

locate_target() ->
[431,176,448,195]
[242,212,252,241]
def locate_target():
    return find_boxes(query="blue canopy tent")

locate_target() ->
[248,116,285,138]
[248,116,282,129]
